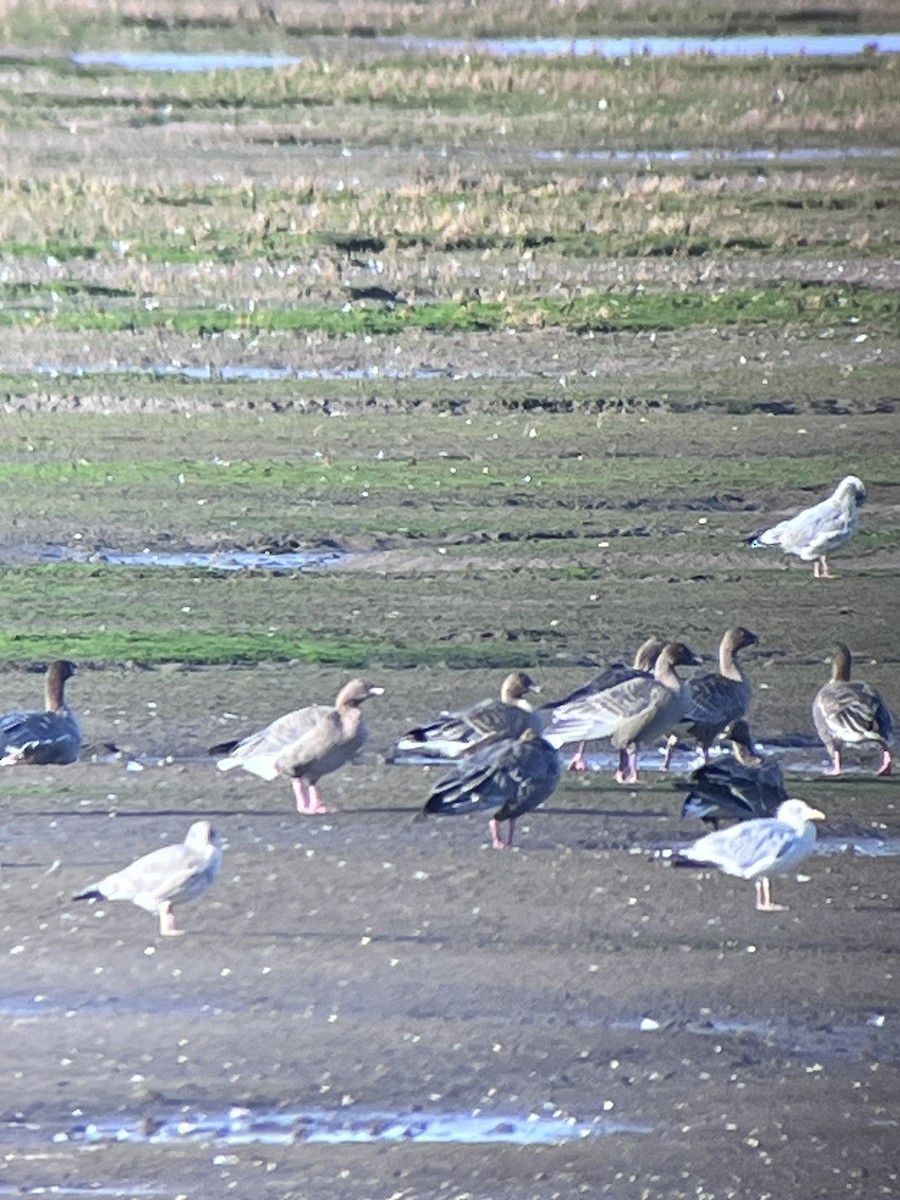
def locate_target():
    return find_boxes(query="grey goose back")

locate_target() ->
[748,475,865,578]
[543,637,664,771]
[0,660,81,766]
[812,644,893,776]
[418,728,561,849]
[544,641,701,784]
[217,678,384,813]
[74,820,222,936]
[679,721,788,830]
[675,798,824,912]
[391,671,542,762]
[663,626,758,769]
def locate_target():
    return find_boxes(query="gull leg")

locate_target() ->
[877,748,893,776]
[755,877,786,912]
[567,741,588,771]
[291,777,312,812]
[158,901,185,937]
[814,555,833,579]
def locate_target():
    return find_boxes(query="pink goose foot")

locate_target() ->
[158,902,185,937]
[877,750,892,777]
[614,748,639,785]
[567,742,588,771]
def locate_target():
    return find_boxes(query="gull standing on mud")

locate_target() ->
[0,660,81,766]
[675,798,824,912]
[417,728,561,849]
[215,678,384,813]
[812,644,893,776]
[73,820,222,936]
[747,475,866,578]
[544,641,701,783]
[391,671,542,761]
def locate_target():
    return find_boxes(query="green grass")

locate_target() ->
[4,286,900,337]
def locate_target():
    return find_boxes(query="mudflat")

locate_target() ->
[1,2,899,1195]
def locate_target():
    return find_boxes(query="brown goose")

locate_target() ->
[216,679,384,813]
[679,721,788,830]
[663,627,758,769]
[812,645,893,776]
[391,671,542,761]
[748,475,865,578]
[417,728,561,849]
[0,660,81,766]
[545,641,701,784]
[544,637,664,771]
[74,820,222,937]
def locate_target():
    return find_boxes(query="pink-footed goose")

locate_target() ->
[0,660,81,766]
[391,671,542,761]
[544,641,701,784]
[812,644,893,776]
[417,728,561,849]
[216,678,384,813]
[543,637,665,771]
[663,626,758,768]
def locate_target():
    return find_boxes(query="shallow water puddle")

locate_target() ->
[613,1011,893,1062]
[47,1107,649,1146]
[38,545,343,571]
[401,33,900,59]
[537,146,900,165]
[71,35,900,72]
[72,51,304,72]
[394,741,846,777]
[23,363,485,383]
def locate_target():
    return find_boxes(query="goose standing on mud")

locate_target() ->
[812,644,893,776]
[215,678,384,813]
[73,820,222,936]
[663,626,758,769]
[543,637,664,771]
[748,475,866,578]
[675,798,824,912]
[391,671,542,762]
[417,728,561,849]
[544,641,701,784]
[679,721,788,829]
[0,660,81,766]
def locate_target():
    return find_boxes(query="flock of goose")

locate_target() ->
[0,474,890,932]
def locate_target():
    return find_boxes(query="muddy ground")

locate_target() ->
[1,635,899,1199]
[2,11,900,1197]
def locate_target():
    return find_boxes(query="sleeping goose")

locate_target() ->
[391,671,542,762]
[663,626,758,768]
[73,820,222,936]
[0,660,81,766]
[675,798,824,912]
[544,641,701,784]
[216,678,384,813]
[812,644,893,776]
[748,475,866,578]
[417,728,561,849]
[543,637,664,771]
[679,721,788,829]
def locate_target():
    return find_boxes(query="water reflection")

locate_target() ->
[70,35,900,72]
[536,146,900,165]
[403,34,900,58]
[56,1105,648,1145]
[40,544,343,571]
